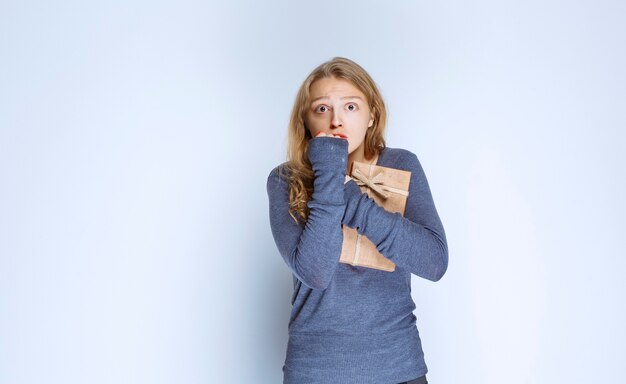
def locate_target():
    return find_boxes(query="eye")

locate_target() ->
[315,105,330,113]
[346,103,358,111]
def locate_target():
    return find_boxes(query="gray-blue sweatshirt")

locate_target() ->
[266,137,448,384]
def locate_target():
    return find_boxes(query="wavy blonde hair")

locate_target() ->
[285,57,387,223]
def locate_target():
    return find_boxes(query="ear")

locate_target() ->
[368,112,374,128]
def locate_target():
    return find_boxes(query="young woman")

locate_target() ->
[266,57,448,384]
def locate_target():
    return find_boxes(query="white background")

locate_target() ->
[1,1,624,383]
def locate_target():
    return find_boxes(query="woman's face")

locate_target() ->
[304,76,374,155]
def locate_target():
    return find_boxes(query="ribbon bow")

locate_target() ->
[351,168,391,199]
[350,168,410,200]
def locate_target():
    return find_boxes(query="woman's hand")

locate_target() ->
[313,133,350,183]
[307,132,349,175]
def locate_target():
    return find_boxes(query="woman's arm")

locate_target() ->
[342,150,448,281]
[267,137,348,290]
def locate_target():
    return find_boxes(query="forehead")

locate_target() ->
[309,77,366,100]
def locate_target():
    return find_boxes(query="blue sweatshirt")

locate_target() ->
[266,137,448,384]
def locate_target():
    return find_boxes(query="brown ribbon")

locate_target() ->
[351,168,390,199]
[350,168,410,201]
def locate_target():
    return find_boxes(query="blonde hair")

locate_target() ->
[285,57,387,223]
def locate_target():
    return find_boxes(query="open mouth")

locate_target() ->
[333,133,348,139]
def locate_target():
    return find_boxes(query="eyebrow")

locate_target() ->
[310,96,364,103]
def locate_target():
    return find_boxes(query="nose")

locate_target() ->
[330,109,342,128]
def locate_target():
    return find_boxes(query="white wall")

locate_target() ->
[1,1,624,383]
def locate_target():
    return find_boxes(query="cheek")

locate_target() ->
[349,115,370,133]
[346,134,364,153]
[305,116,324,134]
[351,121,369,139]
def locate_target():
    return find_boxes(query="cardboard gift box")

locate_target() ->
[340,160,412,272]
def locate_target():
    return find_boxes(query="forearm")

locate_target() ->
[343,182,448,280]
[267,137,348,290]
[341,152,448,281]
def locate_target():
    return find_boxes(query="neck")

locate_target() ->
[347,146,377,174]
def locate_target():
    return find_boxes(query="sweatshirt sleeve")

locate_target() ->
[266,137,348,290]
[342,150,448,281]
